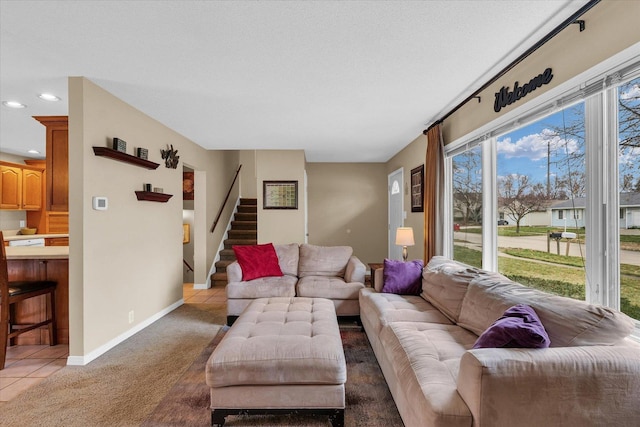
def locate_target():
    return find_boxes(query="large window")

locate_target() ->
[617,77,640,321]
[452,146,482,267]
[444,64,640,326]
[495,103,587,301]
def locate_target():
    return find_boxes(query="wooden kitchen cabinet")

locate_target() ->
[21,168,43,209]
[45,237,69,246]
[26,117,69,233]
[34,116,68,212]
[0,163,21,209]
[0,161,43,210]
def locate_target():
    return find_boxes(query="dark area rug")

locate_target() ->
[142,326,403,426]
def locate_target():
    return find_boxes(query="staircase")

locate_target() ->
[210,198,257,287]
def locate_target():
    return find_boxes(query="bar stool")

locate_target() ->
[1,231,57,370]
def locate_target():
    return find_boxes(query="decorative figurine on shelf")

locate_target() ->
[161,144,179,169]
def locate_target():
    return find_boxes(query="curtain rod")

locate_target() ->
[423,0,601,134]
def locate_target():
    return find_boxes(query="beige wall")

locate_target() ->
[239,150,257,199]
[255,150,306,244]
[306,163,387,264]
[68,77,238,359]
[386,134,427,262]
[443,0,640,144]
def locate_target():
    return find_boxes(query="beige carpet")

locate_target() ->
[142,327,403,426]
[1,302,404,427]
[0,302,226,427]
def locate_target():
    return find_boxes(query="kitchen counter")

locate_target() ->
[3,231,69,241]
[4,245,69,259]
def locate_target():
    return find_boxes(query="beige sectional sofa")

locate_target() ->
[360,256,640,427]
[226,243,365,324]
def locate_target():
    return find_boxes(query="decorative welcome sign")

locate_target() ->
[494,68,553,113]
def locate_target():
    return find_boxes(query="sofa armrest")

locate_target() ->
[226,261,243,283]
[457,344,640,427]
[345,256,365,283]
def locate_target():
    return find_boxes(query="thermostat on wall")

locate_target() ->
[92,196,108,211]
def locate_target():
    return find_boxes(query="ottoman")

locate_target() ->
[205,297,346,427]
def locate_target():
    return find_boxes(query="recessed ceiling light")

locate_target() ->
[27,149,40,154]
[38,93,61,102]
[2,100,27,109]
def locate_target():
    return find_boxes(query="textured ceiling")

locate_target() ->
[0,1,589,162]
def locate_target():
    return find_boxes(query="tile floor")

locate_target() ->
[0,283,225,402]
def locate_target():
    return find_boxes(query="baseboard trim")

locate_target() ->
[66,299,184,366]
[193,283,208,290]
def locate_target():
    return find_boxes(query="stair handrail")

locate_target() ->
[210,164,243,233]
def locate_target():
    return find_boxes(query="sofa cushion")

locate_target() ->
[422,256,486,323]
[382,259,423,295]
[359,288,452,336]
[226,275,297,299]
[472,304,550,349]
[296,276,364,300]
[458,274,635,347]
[378,322,475,426]
[274,243,300,277]
[233,243,283,281]
[298,244,352,278]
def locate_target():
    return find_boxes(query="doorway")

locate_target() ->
[183,166,195,284]
[388,168,404,260]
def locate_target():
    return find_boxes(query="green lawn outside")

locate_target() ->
[452,245,640,320]
[502,247,640,278]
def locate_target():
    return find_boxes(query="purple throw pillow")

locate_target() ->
[473,304,551,349]
[381,259,424,295]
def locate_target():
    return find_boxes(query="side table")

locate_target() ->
[368,263,384,290]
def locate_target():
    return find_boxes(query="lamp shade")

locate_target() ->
[395,227,415,246]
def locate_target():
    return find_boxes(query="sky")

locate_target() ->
[496,105,583,185]
[495,78,640,189]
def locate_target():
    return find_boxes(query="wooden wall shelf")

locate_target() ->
[93,147,160,169]
[135,191,173,202]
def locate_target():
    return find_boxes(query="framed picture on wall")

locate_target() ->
[263,180,298,209]
[183,172,194,200]
[411,165,424,213]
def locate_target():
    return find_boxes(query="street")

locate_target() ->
[454,229,640,267]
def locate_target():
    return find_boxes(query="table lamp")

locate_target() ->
[395,227,415,261]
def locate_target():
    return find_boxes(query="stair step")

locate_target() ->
[229,229,257,239]
[237,205,257,214]
[219,249,236,260]
[224,239,257,249]
[234,212,257,221]
[239,198,257,206]
[231,220,257,230]
[215,259,233,272]
[211,272,228,287]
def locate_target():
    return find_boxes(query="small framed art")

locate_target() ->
[183,172,194,200]
[263,180,298,209]
[113,137,127,152]
[411,165,424,213]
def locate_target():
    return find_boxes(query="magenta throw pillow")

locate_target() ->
[381,259,424,295]
[232,243,283,281]
[473,304,551,349]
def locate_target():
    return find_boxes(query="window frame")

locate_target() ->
[443,54,640,336]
